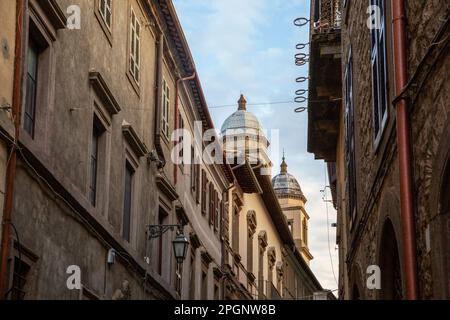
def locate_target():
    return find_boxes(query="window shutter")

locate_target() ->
[201,171,207,215]
[209,184,214,225]
[215,196,221,232]
[213,190,217,229]
[195,165,200,204]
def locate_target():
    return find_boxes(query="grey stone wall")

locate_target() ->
[339,0,449,299]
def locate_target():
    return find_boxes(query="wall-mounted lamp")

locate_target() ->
[147,225,189,264]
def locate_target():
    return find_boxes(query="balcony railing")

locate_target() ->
[313,0,342,33]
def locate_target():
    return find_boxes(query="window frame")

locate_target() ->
[189,248,196,299]
[161,78,170,139]
[23,18,51,140]
[129,6,141,85]
[201,170,207,215]
[209,183,214,226]
[370,0,389,147]
[89,117,103,206]
[214,192,220,232]
[122,160,135,242]
[99,0,112,31]
[24,37,40,138]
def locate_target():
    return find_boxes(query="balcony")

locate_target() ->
[307,0,342,162]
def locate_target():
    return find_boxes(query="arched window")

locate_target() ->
[379,219,403,300]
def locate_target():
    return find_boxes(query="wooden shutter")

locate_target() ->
[214,194,220,232]
[209,184,214,225]
[195,164,200,204]
[201,171,207,215]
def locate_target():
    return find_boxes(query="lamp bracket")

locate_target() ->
[147,224,182,239]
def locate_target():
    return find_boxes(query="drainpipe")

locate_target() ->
[391,0,418,299]
[173,72,196,184]
[0,0,25,299]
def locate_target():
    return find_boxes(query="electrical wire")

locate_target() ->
[323,163,338,288]
[209,100,294,109]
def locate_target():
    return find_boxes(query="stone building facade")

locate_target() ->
[0,0,233,300]
[307,0,450,299]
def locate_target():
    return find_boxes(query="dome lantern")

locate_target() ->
[238,94,247,111]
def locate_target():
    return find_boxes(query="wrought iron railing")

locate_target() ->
[313,0,342,33]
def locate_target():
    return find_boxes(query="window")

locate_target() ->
[209,184,214,226]
[99,0,112,30]
[219,199,224,231]
[302,218,308,246]
[191,146,196,192]
[90,116,105,206]
[129,7,140,83]
[11,257,31,300]
[345,48,357,223]
[201,270,208,300]
[232,206,239,252]
[247,228,254,274]
[161,79,170,138]
[190,148,200,203]
[189,249,196,299]
[201,171,207,214]
[214,282,220,300]
[214,193,220,232]
[122,161,134,242]
[287,220,293,234]
[24,37,42,137]
[370,0,388,142]
[258,240,266,299]
[195,165,200,204]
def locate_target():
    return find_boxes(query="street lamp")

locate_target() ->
[147,224,190,264]
[172,233,189,264]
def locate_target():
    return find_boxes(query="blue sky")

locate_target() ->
[173,0,338,292]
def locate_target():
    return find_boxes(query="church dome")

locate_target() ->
[272,155,306,201]
[221,95,271,168]
[220,95,264,134]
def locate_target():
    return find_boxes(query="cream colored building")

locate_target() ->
[0,0,17,244]
[272,156,313,264]
[221,96,323,299]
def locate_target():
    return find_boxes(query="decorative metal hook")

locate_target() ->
[294,17,309,27]
[147,224,183,239]
[294,106,307,113]
[296,43,309,50]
